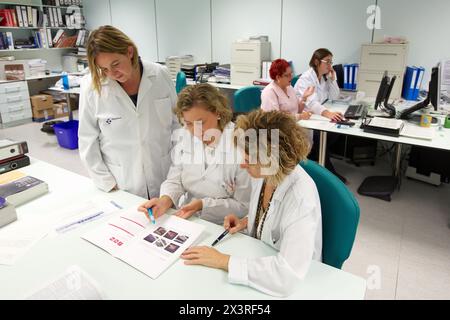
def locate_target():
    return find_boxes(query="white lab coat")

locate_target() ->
[228,166,322,297]
[78,61,180,199]
[294,67,340,115]
[160,122,251,225]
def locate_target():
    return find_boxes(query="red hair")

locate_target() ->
[269,59,290,80]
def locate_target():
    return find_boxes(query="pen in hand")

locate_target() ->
[211,229,229,247]
[147,208,156,225]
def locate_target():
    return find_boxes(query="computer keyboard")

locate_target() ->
[344,104,368,119]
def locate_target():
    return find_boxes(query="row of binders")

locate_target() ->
[402,66,425,101]
[0,6,44,28]
[343,64,359,90]
[43,0,83,6]
[0,29,88,50]
[0,5,85,29]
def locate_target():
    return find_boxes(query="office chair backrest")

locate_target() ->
[291,74,301,87]
[300,160,360,269]
[233,86,262,113]
[176,71,187,94]
[333,64,344,89]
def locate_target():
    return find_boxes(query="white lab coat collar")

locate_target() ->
[248,167,302,237]
[179,122,237,176]
[99,60,158,112]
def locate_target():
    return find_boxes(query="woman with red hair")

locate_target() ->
[260,59,314,121]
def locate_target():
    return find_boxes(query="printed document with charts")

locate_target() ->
[82,208,205,279]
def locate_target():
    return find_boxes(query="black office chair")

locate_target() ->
[333,64,344,89]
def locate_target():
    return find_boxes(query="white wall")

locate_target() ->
[155,0,211,63]
[82,0,449,86]
[281,0,375,75]
[110,0,158,62]
[211,0,282,64]
[375,0,450,85]
[84,0,111,30]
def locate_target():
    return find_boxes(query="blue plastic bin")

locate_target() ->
[54,120,79,150]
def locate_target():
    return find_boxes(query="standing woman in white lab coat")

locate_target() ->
[79,26,179,199]
[294,48,347,183]
[138,84,251,225]
[181,110,323,297]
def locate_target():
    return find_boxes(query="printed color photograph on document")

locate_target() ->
[82,208,205,279]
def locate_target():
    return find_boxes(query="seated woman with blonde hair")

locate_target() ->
[181,110,322,297]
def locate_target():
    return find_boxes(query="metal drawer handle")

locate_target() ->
[5,87,21,93]
[235,49,255,52]
[235,71,255,74]
[6,96,22,103]
[8,105,24,112]
[368,53,398,56]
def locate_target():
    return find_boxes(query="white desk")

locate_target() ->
[299,102,450,170]
[186,79,247,91]
[0,160,366,300]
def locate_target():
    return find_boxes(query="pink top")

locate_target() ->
[260,81,302,115]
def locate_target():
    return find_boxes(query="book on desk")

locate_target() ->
[0,171,48,206]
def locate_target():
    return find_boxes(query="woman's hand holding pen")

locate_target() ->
[138,195,173,221]
[224,214,248,234]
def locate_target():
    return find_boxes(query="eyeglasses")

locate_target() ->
[321,59,333,66]
[281,72,293,78]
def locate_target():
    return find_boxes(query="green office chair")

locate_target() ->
[233,86,262,113]
[176,71,187,94]
[300,160,360,269]
[291,74,301,87]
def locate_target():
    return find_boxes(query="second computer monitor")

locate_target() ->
[374,72,389,110]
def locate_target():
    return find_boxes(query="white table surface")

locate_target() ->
[298,102,450,151]
[0,159,366,300]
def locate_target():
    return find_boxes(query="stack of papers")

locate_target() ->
[400,124,435,140]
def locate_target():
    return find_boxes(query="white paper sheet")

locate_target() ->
[0,219,49,266]
[25,265,105,300]
[82,208,205,279]
[52,199,123,234]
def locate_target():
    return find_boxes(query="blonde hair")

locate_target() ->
[87,25,140,94]
[234,110,311,186]
[175,83,232,131]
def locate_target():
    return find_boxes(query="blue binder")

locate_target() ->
[351,64,359,90]
[343,64,350,90]
[402,66,418,101]
[413,67,425,100]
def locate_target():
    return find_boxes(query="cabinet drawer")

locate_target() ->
[0,99,32,114]
[231,42,271,64]
[357,70,404,100]
[0,81,29,94]
[0,91,30,105]
[1,108,32,124]
[231,65,261,86]
[360,44,408,73]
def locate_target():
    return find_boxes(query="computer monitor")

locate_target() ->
[383,75,397,117]
[429,66,440,111]
[374,71,389,110]
[398,66,439,121]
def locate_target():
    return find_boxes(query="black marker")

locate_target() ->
[211,229,229,247]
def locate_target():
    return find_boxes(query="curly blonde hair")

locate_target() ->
[234,110,311,186]
[87,25,140,94]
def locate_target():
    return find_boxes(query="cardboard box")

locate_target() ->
[53,103,69,119]
[30,95,54,111]
[32,107,54,122]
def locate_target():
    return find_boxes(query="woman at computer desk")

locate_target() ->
[294,48,347,183]
[260,58,315,120]
[181,110,322,297]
